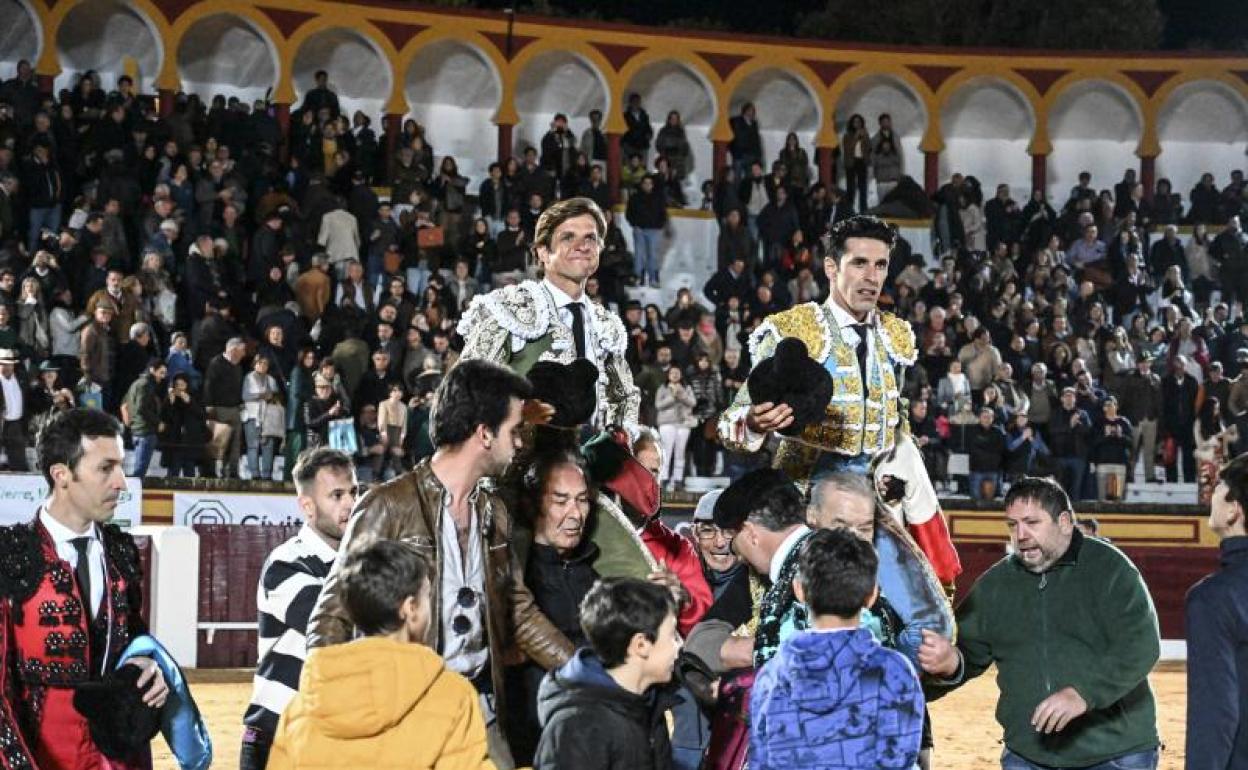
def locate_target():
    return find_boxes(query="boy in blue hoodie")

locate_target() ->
[750,527,925,770]
[533,578,682,770]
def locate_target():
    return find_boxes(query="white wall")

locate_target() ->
[55,0,162,94]
[177,15,277,106]
[291,30,391,125]
[1157,140,1247,200]
[1048,139,1139,200]
[939,80,1034,195]
[625,62,717,196]
[514,52,607,166]
[405,107,498,187]
[0,0,39,70]
[1157,83,1248,198]
[835,77,925,198]
[729,70,820,179]
[1048,83,1141,198]
[406,41,501,189]
[940,138,1032,194]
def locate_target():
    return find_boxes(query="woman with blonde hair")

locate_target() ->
[17,276,50,361]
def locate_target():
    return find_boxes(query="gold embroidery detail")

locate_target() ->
[879,311,918,365]
[767,304,827,361]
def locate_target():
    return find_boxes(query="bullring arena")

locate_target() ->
[3,0,1246,766]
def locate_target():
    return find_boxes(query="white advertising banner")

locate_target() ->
[173,491,302,526]
[0,475,143,528]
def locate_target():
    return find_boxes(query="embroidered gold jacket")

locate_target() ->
[718,301,918,483]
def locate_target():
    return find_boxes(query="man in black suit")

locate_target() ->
[1162,355,1199,483]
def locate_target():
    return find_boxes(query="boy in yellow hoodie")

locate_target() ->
[268,540,495,770]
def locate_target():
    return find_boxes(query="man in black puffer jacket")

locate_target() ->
[534,578,680,770]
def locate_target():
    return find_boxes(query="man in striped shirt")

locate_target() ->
[239,447,357,770]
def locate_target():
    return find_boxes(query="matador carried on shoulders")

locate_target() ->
[718,215,961,586]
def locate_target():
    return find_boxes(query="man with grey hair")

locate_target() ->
[1025,362,1057,433]
[807,471,954,666]
[204,337,246,478]
[807,470,955,769]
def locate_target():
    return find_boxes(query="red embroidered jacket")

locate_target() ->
[0,519,147,770]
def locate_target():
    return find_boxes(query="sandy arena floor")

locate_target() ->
[166,666,1187,769]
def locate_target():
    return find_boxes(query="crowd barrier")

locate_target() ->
[4,474,1206,668]
[144,508,1208,669]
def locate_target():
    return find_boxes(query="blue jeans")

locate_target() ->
[243,420,276,480]
[969,471,1002,500]
[366,249,385,287]
[131,433,156,477]
[671,746,702,770]
[406,264,430,298]
[633,227,661,283]
[1057,456,1087,501]
[1001,747,1157,770]
[28,205,61,253]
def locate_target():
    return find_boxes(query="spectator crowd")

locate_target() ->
[0,60,1245,502]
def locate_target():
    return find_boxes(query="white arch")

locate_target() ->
[939,77,1036,197]
[177,13,279,105]
[291,27,393,124]
[513,50,609,160]
[55,0,163,94]
[1156,80,1248,197]
[0,0,41,70]
[836,73,927,202]
[625,59,718,191]
[1048,80,1143,198]
[729,67,821,174]
[405,39,502,185]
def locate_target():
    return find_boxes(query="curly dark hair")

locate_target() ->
[430,359,532,448]
[828,214,897,265]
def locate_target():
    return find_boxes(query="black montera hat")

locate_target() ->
[527,359,599,428]
[745,337,834,436]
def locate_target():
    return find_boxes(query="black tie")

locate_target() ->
[70,536,93,619]
[851,324,869,382]
[567,302,587,360]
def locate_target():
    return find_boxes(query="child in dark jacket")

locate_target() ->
[750,528,925,770]
[534,578,681,770]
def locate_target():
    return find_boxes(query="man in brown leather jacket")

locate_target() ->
[306,358,574,769]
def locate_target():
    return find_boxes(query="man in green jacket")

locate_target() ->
[918,476,1160,769]
[121,357,166,477]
